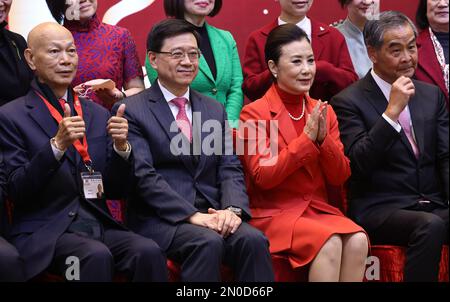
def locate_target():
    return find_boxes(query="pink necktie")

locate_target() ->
[171,97,192,142]
[398,108,419,159]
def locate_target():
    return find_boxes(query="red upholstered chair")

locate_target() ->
[364,245,449,282]
[336,188,449,282]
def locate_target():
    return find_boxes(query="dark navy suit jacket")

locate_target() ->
[114,83,250,251]
[331,72,449,232]
[0,80,132,279]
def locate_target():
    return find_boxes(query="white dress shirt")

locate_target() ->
[278,16,312,42]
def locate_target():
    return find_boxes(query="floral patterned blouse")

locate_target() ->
[65,15,143,110]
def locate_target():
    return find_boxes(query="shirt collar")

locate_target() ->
[60,91,69,102]
[157,80,190,104]
[343,18,363,37]
[371,69,392,102]
[278,16,312,41]
[64,14,101,33]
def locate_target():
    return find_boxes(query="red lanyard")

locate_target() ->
[35,91,92,169]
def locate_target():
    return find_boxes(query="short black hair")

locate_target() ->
[338,0,352,9]
[415,0,429,30]
[46,0,66,24]
[147,18,201,52]
[364,11,417,49]
[164,0,222,19]
[265,24,310,65]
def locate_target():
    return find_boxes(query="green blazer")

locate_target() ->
[145,23,243,128]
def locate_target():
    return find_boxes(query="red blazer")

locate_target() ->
[415,29,449,106]
[242,18,358,102]
[238,84,351,253]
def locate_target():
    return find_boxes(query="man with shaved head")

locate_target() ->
[0,23,167,282]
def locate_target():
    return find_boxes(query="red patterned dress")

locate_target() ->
[65,15,143,110]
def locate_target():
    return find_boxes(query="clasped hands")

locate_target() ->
[189,208,242,238]
[303,100,328,144]
[53,103,129,152]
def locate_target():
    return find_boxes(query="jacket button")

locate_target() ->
[68,211,76,217]
[211,88,218,95]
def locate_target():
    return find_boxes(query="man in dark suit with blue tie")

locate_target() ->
[113,19,274,282]
[0,22,167,281]
[331,11,449,282]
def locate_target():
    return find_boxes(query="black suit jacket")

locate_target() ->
[331,72,449,232]
[0,80,132,279]
[0,149,7,236]
[113,83,250,251]
[0,24,34,106]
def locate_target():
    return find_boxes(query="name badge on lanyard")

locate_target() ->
[36,90,104,199]
[81,172,104,199]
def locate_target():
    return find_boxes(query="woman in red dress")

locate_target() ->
[238,24,368,281]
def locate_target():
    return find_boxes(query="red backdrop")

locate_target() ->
[97,0,420,64]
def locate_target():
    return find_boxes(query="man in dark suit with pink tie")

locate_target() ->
[331,11,449,282]
[114,19,274,282]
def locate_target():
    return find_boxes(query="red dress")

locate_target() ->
[238,84,365,268]
[65,15,143,110]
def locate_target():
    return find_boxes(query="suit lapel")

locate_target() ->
[206,24,225,85]
[191,91,207,178]
[311,19,328,59]
[147,84,197,175]
[266,87,297,146]
[363,74,417,159]
[27,82,78,165]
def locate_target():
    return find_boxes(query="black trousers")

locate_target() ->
[167,222,274,282]
[0,236,25,281]
[369,202,449,282]
[49,228,168,282]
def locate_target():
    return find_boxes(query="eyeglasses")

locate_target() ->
[155,49,202,61]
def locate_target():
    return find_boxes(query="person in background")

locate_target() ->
[415,0,449,106]
[242,0,358,102]
[335,0,379,78]
[239,24,368,282]
[46,0,145,110]
[331,11,449,282]
[0,0,34,106]
[145,0,243,128]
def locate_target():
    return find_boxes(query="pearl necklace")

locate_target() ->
[287,97,306,121]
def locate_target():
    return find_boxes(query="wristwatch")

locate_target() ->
[226,206,242,217]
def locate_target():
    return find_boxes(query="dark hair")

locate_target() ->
[147,18,201,52]
[164,0,222,19]
[46,0,66,24]
[415,0,429,30]
[265,24,310,65]
[338,0,352,9]
[364,11,417,49]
